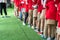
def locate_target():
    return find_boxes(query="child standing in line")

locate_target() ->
[28,0,33,27]
[39,0,46,36]
[32,0,38,29]
[45,0,57,40]
[36,0,43,33]
[19,0,24,20]
[22,0,28,25]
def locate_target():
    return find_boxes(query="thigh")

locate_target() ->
[33,9,37,17]
[37,13,40,22]
[40,9,45,19]
[29,10,33,15]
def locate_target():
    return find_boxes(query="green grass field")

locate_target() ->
[0,8,45,40]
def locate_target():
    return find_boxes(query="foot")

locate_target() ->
[43,36,47,39]
[0,16,4,18]
[4,15,10,18]
[31,26,34,29]
[47,37,51,40]
[23,22,26,26]
[28,25,31,27]
[34,29,38,32]
[40,34,44,38]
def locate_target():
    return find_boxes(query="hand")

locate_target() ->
[55,4,57,7]
[32,5,38,9]
[21,1,24,4]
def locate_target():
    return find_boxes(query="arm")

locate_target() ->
[41,0,46,8]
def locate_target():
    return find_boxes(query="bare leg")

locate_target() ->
[48,25,51,37]
[43,20,47,38]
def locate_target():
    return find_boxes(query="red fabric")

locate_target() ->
[56,12,59,21]
[55,0,60,5]
[46,0,54,4]
[28,0,33,10]
[18,0,21,11]
[46,1,57,20]
[32,0,38,10]
[58,21,60,28]
[23,0,28,12]
[57,3,60,27]
[18,0,25,11]
[32,0,37,6]
[37,0,43,12]
[14,0,20,7]
[20,0,25,8]
[56,3,60,21]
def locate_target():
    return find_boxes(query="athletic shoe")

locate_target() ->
[34,29,38,32]
[43,36,47,39]
[28,25,31,27]
[23,22,25,26]
[40,34,44,38]
[31,26,34,29]
[0,16,4,18]
[47,37,51,40]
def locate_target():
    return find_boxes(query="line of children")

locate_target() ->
[14,0,60,40]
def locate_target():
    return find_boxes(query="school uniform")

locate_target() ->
[28,0,33,10]
[45,1,57,40]
[32,0,37,17]
[25,0,28,23]
[24,0,28,12]
[17,0,23,20]
[46,1,57,25]
[32,0,37,9]
[28,0,33,15]
[39,0,46,19]
[37,0,43,21]
[37,0,43,13]
[20,0,25,13]
[27,0,33,15]
[14,0,20,16]
[18,0,21,11]
[14,0,19,7]
[27,0,33,26]
[22,0,28,25]
[41,0,47,38]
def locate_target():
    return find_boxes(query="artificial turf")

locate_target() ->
[0,8,44,40]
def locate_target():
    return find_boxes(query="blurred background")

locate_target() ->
[7,0,14,8]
